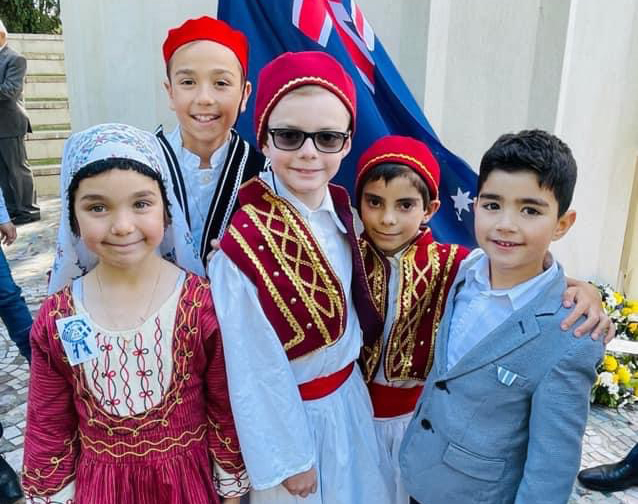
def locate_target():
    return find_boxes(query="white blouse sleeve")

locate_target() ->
[208,251,316,491]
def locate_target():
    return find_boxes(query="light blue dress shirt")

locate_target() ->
[0,188,10,224]
[447,248,559,370]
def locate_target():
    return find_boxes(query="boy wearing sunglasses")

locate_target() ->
[208,51,392,504]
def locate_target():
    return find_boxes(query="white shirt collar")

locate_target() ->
[261,171,347,234]
[464,249,559,311]
[176,125,230,170]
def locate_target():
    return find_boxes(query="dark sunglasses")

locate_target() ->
[268,128,350,153]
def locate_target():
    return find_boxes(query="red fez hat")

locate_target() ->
[356,135,440,201]
[254,51,356,147]
[163,16,248,75]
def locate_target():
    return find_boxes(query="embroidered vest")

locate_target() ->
[221,178,380,361]
[155,126,268,263]
[359,230,469,382]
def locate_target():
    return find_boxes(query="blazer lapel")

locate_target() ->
[441,265,567,381]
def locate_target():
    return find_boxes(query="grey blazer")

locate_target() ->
[0,45,31,138]
[399,256,603,504]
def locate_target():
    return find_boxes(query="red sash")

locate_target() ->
[298,363,354,401]
[368,382,423,418]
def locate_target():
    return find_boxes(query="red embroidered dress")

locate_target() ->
[22,273,246,504]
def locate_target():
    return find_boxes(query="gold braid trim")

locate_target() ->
[79,423,207,458]
[258,191,345,333]
[361,240,387,316]
[228,224,306,350]
[22,432,78,482]
[63,274,206,434]
[23,470,76,497]
[386,243,440,380]
[207,417,244,471]
[425,244,460,376]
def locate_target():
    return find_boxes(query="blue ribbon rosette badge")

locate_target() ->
[55,314,99,366]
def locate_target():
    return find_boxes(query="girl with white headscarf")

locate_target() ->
[22,124,248,504]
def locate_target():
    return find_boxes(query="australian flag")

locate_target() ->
[219,0,477,247]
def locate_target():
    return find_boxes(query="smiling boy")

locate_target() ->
[157,16,268,264]
[209,51,392,504]
[399,130,604,504]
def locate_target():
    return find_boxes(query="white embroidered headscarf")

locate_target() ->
[48,123,204,294]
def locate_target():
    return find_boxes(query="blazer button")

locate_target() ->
[421,418,432,430]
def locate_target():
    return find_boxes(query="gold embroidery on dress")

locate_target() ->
[385,243,441,381]
[79,423,207,458]
[58,275,208,435]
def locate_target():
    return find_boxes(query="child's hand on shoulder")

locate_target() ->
[283,467,317,497]
[562,278,615,343]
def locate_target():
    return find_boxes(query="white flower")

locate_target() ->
[599,372,615,387]
[609,383,620,396]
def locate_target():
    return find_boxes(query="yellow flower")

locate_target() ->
[617,366,631,385]
[612,373,620,384]
[614,292,624,305]
[629,323,638,334]
[622,308,633,316]
[634,386,638,397]
[603,355,618,372]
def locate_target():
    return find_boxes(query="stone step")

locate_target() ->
[26,130,70,160]
[32,163,61,197]
[26,100,70,127]
[8,34,64,55]
[24,52,66,75]
[24,75,67,100]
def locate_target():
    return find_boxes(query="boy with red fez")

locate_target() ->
[209,51,392,504]
[158,16,268,265]
[355,135,469,503]
[355,135,614,503]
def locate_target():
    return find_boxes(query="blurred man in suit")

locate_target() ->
[0,19,39,225]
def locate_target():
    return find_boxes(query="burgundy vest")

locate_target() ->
[221,178,382,361]
[359,230,469,382]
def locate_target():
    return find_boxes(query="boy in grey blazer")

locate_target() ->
[399,130,604,504]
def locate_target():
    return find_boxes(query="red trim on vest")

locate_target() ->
[368,382,423,418]
[298,363,354,401]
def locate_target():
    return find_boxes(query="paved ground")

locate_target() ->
[1,196,638,503]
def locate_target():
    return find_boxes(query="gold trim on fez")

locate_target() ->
[357,152,439,200]
[257,76,355,143]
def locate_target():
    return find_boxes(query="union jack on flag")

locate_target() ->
[219,0,477,248]
[292,0,376,91]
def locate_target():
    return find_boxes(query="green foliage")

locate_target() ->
[0,0,61,34]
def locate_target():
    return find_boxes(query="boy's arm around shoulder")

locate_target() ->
[514,334,603,504]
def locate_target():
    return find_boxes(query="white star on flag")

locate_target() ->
[451,187,473,221]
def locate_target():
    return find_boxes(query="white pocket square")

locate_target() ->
[497,366,519,387]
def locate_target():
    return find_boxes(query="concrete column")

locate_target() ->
[551,0,638,282]
[60,0,218,132]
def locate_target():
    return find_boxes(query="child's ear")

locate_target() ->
[422,199,441,225]
[552,210,576,241]
[163,79,176,111]
[240,81,252,113]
